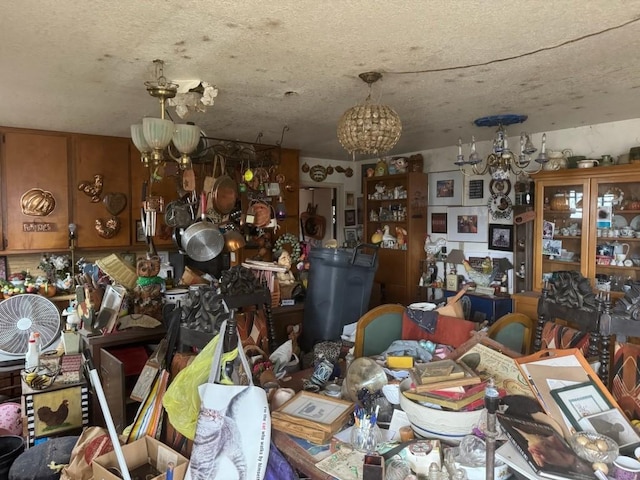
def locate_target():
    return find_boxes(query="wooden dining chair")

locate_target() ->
[487,312,535,355]
[353,304,405,358]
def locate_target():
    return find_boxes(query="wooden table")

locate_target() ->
[272,430,336,480]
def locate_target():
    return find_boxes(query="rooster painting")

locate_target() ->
[37,399,69,430]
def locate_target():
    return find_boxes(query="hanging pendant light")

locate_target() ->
[337,72,402,158]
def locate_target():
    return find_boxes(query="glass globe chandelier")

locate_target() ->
[131,60,201,170]
[455,114,548,180]
[337,72,402,158]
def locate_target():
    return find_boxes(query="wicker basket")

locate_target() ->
[95,254,137,290]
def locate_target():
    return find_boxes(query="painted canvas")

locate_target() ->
[31,385,84,437]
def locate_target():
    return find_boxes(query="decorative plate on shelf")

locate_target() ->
[488,193,513,220]
[630,215,640,231]
[613,214,628,228]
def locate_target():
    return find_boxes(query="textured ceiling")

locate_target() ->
[2,1,640,160]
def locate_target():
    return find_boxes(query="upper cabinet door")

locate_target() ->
[2,131,70,251]
[73,135,131,248]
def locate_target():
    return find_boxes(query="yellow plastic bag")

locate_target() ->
[162,333,220,439]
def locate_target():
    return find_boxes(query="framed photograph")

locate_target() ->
[431,213,448,234]
[446,206,488,242]
[550,380,612,432]
[578,408,640,449]
[489,224,514,251]
[345,192,355,208]
[428,171,463,206]
[542,220,556,239]
[464,176,491,206]
[344,209,356,226]
[271,390,355,443]
[344,227,358,243]
[135,220,146,243]
[0,256,6,281]
[542,239,562,256]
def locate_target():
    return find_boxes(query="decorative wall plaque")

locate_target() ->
[78,174,104,203]
[20,188,56,216]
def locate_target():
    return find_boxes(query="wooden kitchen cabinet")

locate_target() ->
[1,130,71,252]
[129,145,180,248]
[363,171,428,305]
[73,134,132,249]
[533,164,640,297]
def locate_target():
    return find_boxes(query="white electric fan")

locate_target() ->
[0,294,61,357]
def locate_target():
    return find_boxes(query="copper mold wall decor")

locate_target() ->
[20,188,56,216]
[94,216,121,239]
[78,174,104,202]
[102,192,127,216]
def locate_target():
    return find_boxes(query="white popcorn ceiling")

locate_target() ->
[1,1,640,160]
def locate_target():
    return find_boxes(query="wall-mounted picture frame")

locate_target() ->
[344,227,358,244]
[428,171,463,206]
[431,213,448,234]
[446,206,488,242]
[488,224,514,251]
[464,176,490,206]
[345,209,356,226]
[345,192,355,208]
[135,220,146,243]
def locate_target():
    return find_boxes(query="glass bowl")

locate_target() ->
[21,365,59,390]
[569,431,619,464]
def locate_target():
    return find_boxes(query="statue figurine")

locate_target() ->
[276,250,296,286]
[133,255,163,320]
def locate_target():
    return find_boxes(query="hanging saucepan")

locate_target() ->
[211,155,238,215]
[181,192,225,262]
[219,222,246,252]
[172,227,187,255]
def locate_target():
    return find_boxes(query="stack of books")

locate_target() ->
[402,359,504,411]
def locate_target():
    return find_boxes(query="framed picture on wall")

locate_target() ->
[446,206,488,242]
[488,224,514,251]
[428,171,463,206]
[464,176,491,206]
[345,192,355,208]
[345,210,356,226]
[431,213,448,233]
[344,227,358,244]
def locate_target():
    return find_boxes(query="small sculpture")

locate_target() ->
[382,225,397,248]
[396,227,407,247]
[392,156,409,173]
[276,250,296,286]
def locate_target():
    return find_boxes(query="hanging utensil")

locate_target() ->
[181,192,225,262]
[211,156,238,215]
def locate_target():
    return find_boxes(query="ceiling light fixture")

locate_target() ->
[337,72,402,159]
[130,60,201,170]
[455,114,548,179]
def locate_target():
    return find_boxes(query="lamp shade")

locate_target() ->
[337,103,402,155]
[130,124,151,153]
[172,124,201,154]
[142,117,174,150]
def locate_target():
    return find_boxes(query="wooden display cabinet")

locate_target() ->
[532,164,640,298]
[363,171,428,305]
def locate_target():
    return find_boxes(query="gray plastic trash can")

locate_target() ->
[302,244,379,350]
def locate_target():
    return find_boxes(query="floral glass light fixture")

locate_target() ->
[337,72,402,158]
[455,114,548,179]
[131,60,201,169]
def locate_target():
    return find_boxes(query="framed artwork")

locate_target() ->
[428,171,463,206]
[446,206,488,242]
[0,256,6,281]
[345,192,355,208]
[489,224,514,251]
[344,227,358,243]
[135,220,146,243]
[345,209,356,226]
[550,380,612,432]
[431,213,448,234]
[30,385,86,438]
[577,408,640,449]
[542,239,562,256]
[464,176,490,206]
[275,391,354,427]
[542,220,555,239]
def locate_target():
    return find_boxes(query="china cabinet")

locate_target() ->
[532,164,640,297]
[363,171,428,305]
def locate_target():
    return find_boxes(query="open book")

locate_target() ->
[497,413,595,480]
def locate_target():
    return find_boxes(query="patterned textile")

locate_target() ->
[540,322,590,356]
[611,342,640,421]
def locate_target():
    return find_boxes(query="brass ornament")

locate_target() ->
[20,188,56,216]
[308,165,327,182]
[78,174,104,202]
[94,216,121,238]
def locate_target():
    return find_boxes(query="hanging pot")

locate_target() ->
[211,155,238,215]
[181,192,225,262]
[172,227,187,255]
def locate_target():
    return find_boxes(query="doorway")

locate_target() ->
[299,186,337,247]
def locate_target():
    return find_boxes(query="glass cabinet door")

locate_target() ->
[534,179,590,289]
[592,179,640,295]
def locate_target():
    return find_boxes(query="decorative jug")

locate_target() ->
[612,241,630,256]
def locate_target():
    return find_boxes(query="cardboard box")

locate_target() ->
[93,436,189,480]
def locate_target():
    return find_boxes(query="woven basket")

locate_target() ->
[95,254,137,290]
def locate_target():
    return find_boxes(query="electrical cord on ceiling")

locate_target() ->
[386,15,640,75]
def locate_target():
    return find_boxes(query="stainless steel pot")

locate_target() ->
[181,192,224,261]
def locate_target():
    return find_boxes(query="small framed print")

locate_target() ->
[577,408,640,449]
[542,239,562,256]
[431,213,448,234]
[543,220,555,239]
[551,380,612,432]
[428,171,463,206]
[345,192,355,208]
[464,176,490,206]
[489,224,513,252]
[135,220,146,242]
[344,227,358,244]
[345,209,356,226]
[446,206,488,242]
